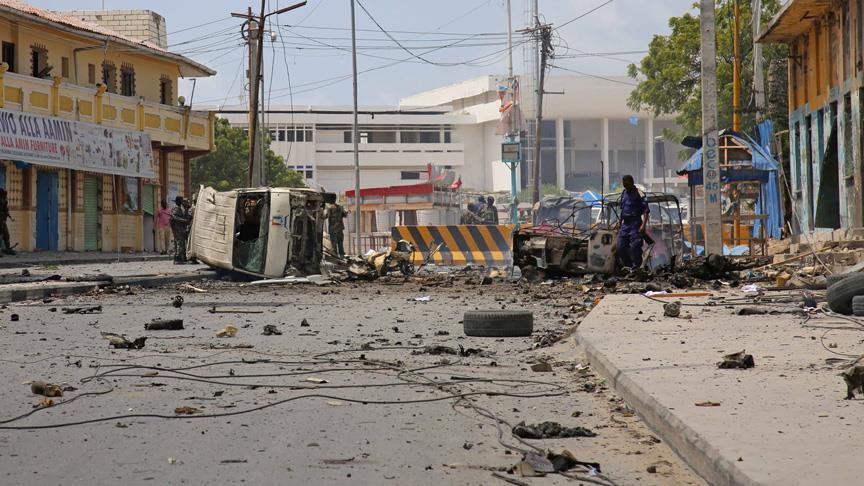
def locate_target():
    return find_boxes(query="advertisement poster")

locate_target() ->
[0,108,154,178]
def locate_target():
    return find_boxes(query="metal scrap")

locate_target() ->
[145,319,185,331]
[511,421,597,439]
[100,332,147,349]
[30,381,63,397]
[717,350,755,369]
[61,305,102,314]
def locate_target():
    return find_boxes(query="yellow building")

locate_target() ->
[0,0,215,252]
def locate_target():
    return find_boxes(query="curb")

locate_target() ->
[0,254,173,269]
[575,324,762,486]
[0,271,218,304]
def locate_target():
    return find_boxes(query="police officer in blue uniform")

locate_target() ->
[616,174,649,270]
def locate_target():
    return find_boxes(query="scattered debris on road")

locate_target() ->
[718,350,755,369]
[511,421,597,439]
[841,364,864,399]
[100,332,147,349]
[145,319,185,331]
[61,305,102,314]
[171,295,184,308]
[174,406,200,415]
[262,324,282,336]
[530,362,553,372]
[216,325,238,338]
[30,381,63,397]
[662,301,681,318]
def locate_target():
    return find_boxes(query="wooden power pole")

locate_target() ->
[531,24,552,205]
[700,0,723,255]
[232,1,306,187]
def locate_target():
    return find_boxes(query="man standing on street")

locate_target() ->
[0,189,14,255]
[170,196,190,263]
[155,199,172,255]
[327,202,348,257]
[484,196,499,224]
[616,175,649,270]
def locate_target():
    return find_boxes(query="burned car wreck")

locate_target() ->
[188,186,336,278]
[513,193,685,277]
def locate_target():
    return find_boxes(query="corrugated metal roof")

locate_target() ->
[0,0,215,76]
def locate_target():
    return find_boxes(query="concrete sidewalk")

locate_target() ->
[577,293,864,486]
[0,260,217,303]
[0,251,171,269]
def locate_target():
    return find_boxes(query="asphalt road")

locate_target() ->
[0,274,705,485]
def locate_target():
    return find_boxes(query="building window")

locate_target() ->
[296,129,305,142]
[400,131,419,143]
[102,61,117,93]
[269,129,277,141]
[159,76,172,104]
[87,63,96,84]
[277,129,286,142]
[444,131,451,143]
[401,171,421,180]
[287,165,314,179]
[30,44,48,78]
[120,64,135,97]
[343,131,352,143]
[306,129,313,141]
[360,132,369,144]
[419,131,440,143]
[60,56,69,78]
[2,42,15,73]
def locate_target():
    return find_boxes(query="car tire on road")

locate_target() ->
[463,310,533,337]
[827,273,864,314]
[852,296,864,317]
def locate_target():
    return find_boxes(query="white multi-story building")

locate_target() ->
[217,106,472,196]
[218,75,687,197]
[401,75,687,195]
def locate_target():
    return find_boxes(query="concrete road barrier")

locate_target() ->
[391,224,517,267]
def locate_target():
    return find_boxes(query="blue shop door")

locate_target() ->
[35,171,59,251]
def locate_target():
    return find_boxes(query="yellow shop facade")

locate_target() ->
[0,1,214,252]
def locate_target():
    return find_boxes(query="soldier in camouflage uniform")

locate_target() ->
[170,196,190,263]
[0,189,14,255]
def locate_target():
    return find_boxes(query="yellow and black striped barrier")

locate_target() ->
[391,225,517,267]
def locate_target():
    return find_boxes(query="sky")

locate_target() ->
[30,0,697,108]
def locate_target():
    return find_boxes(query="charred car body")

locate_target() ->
[513,192,685,277]
[188,186,336,278]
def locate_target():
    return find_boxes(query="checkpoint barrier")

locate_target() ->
[391,225,517,267]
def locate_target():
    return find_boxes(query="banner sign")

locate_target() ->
[0,108,154,178]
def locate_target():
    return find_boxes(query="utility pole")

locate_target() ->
[732,0,741,132]
[531,23,552,205]
[505,0,518,224]
[232,1,306,187]
[752,0,766,118]
[700,0,723,255]
[248,3,263,187]
[351,0,361,254]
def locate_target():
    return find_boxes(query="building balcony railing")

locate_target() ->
[0,69,213,153]
[313,142,464,167]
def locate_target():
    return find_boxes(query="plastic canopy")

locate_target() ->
[678,124,784,239]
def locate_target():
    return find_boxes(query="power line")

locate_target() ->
[548,63,638,86]
[554,0,616,31]
[281,23,507,37]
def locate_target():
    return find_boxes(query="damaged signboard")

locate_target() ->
[188,186,336,278]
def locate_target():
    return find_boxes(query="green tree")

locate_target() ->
[191,118,305,191]
[626,0,788,141]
